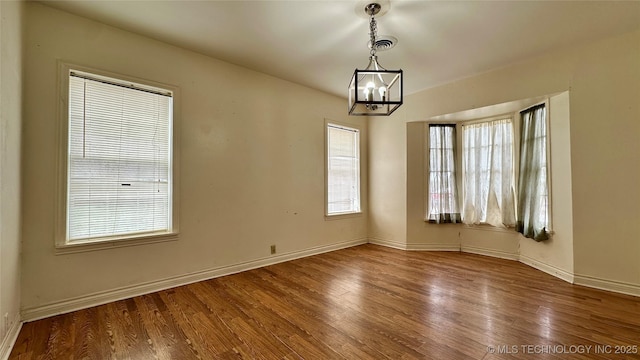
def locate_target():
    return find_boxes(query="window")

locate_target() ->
[426,103,551,235]
[516,104,550,241]
[426,125,460,223]
[63,67,175,245]
[326,123,361,216]
[461,118,516,227]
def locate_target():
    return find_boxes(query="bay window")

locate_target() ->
[426,104,551,237]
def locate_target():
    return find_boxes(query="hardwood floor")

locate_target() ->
[10,244,640,359]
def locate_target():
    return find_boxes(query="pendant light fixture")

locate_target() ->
[348,2,403,116]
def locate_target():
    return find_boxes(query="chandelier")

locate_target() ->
[348,2,403,116]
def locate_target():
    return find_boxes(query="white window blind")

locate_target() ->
[67,72,173,241]
[327,124,361,215]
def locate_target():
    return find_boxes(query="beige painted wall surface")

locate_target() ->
[0,0,23,342]
[368,113,407,247]
[21,3,367,311]
[370,29,640,288]
[568,31,640,285]
[460,228,519,259]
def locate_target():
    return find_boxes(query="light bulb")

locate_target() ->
[364,82,374,102]
[378,86,387,102]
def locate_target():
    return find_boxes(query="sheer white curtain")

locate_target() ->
[517,104,550,241]
[426,125,460,223]
[462,119,515,227]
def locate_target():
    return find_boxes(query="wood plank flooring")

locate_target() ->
[10,244,640,359]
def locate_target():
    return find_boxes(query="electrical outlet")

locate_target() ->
[3,313,8,333]
[270,245,276,254]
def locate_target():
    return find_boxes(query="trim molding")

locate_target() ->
[0,316,22,360]
[519,254,574,283]
[368,238,461,252]
[574,273,640,298]
[368,237,408,250]
[462,245,519,261]
[22,238,367,322]
[406,242,461,251]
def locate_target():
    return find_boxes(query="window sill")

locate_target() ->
[463,223,555,236]
[325,211,363,220]
[462,223,514,233]
[55,231,178,255]
[424,221,555,236]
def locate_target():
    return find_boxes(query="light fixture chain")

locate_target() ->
[369,14,378,57]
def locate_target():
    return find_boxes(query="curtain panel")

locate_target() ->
[516,104,550,241]
[461,119,516,227]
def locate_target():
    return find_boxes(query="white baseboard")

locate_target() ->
[574,273,640,297]
[0,316,22,360]
[462,245,519,261]
[21,238,367,322]
[368,238,461,252]
[406,242,461,251]
[519,254,574,283]
[368,237,408,250]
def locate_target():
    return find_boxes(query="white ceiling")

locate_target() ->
[41,0,640,98]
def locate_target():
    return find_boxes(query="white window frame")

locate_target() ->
[55,62,180,254]
[325,120,362,218]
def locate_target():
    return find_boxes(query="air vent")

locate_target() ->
[368,36,398,51]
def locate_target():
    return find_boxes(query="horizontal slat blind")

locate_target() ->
[67,74,172,241]
[327,124,360,214]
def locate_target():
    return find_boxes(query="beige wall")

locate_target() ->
[21,3,367,316]
[0,0,24,350]
[368,116,407,248]
[568,31,639,290]
[369,29,640,293]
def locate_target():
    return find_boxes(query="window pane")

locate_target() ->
[427,125,460,223]
[327,125,360,215]
[67,74,172,241]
